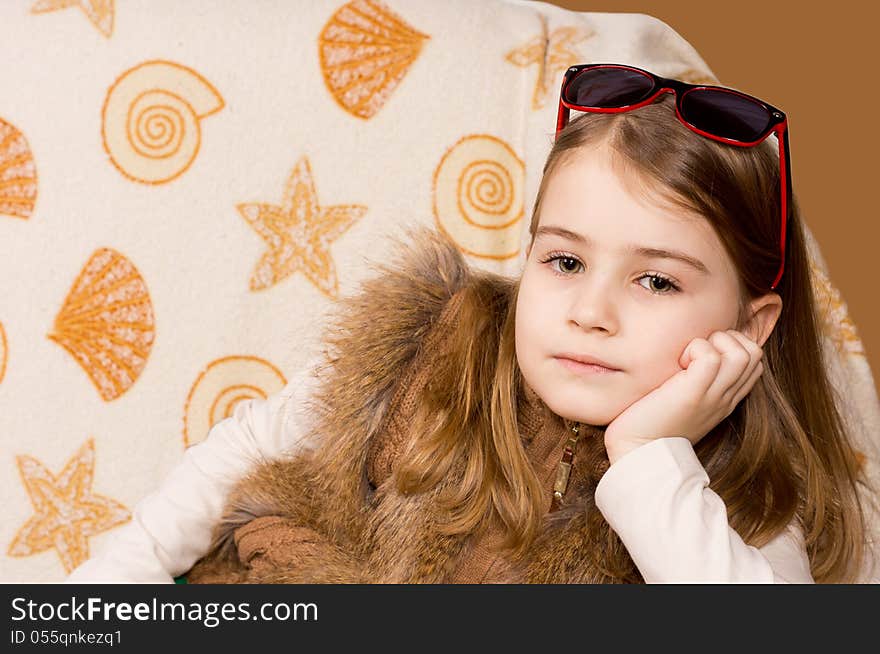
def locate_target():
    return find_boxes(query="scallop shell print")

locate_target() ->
[433,134,525,260]
[101,60,224,184]
[319,0,429,120]
[48,248,155,401]
[0,118,38,220]
[183,356,287,447]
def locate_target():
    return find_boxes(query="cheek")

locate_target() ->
[633,345,685,393]
[515,273,545,332]
[633,312,719,386]
[514,287,537,359]
[514,277,554,371]
[638,308,732,388]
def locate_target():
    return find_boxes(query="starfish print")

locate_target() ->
[8,438,130,573]
[237,156,367,298]
[31,0,114,38]
[505,16,594,110]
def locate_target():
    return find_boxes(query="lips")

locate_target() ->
[554,353,621,371]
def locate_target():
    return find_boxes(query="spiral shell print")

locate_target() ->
[319,0,429,120]
[48,248,155,401]
[101,60,224,184]
[0,118,37,220]
[433,134,525,260]
[183,356,287,447]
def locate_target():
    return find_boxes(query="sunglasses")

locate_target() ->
[556,63,791,291]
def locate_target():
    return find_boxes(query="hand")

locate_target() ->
[604,330,764,465]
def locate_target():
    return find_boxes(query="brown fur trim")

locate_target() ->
[188,226,474,581]
[186,225,644,584]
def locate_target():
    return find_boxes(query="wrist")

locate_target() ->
[604,437,652,466]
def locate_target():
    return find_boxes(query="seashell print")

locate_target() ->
[101,60,224,184]
[505,18,593,110]
[30,0,115,38]
[237,155,367,298]
[318,0,429,120]
[8,438,130,573]
[0,118,38,220]
[0,322,7,384]
[432,134,525,260]
[853,449,866,475]
[810,261,864,358]
[47,248,155,401]
[676,68,721,86]
[183,356,287,447]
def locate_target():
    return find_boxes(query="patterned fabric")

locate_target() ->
[0,0,876,582]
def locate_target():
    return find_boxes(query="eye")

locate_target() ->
[538,252,682,295]
[636,273,681,295]
[539,251,583,277]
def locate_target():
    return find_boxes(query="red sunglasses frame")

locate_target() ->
[555,63,791,291]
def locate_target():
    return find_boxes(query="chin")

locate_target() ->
[542,391,620,427]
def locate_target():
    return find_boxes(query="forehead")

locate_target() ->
[537,149,730,272]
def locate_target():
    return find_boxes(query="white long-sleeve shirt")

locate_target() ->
[594,437,813,583]
[66,363,815,584]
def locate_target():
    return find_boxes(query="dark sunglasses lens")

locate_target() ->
[681,89,772,142]
[564,67,655,107]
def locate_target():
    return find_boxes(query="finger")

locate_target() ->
[727,329,763,362]
[679,338,722,393]
[725,332,764,397]
[679,337,714,369]
[730,360,764,409]
[725,329,763,375]
[729,329,764,398]
[705,331,752,400]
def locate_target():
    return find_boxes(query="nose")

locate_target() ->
[568,273,619,335]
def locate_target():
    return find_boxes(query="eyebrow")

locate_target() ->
[535,225,710,275]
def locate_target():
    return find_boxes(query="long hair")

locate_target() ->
[397,94,872,582]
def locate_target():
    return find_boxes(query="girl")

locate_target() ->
[67,65,873,584]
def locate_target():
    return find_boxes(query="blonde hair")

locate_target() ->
[396,95,871,582]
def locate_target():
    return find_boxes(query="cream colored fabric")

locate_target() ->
[0,0,876,582]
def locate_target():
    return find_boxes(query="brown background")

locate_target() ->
[545,0,879,386]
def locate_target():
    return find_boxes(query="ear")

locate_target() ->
[742,292,783,347]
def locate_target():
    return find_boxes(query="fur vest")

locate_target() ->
[186,227,643,584]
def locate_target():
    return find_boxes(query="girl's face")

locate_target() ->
[516,147,745,426]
